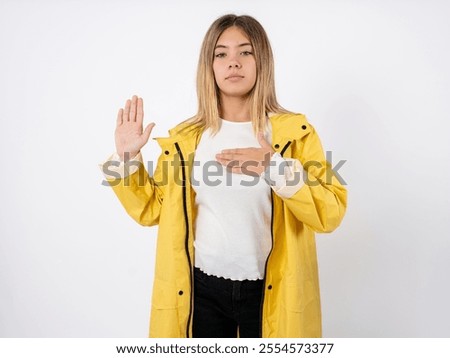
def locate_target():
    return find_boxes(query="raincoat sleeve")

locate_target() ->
[270,125,347,233]
[99,151,165,227]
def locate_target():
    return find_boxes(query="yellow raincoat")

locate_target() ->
[106,113,347,337]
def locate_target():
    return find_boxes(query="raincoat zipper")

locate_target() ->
[280,141,292,157]
[259,140,293,338]
[259,190,274,338]
[174,142,194,338]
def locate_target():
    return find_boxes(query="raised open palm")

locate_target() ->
[115,95,155,161]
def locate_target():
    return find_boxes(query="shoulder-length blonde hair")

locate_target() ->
[181,14,291,136]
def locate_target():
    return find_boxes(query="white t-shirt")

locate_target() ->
[191,118,273,281]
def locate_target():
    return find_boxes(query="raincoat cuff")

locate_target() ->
[260,152,306,199]
[98,152,143,180]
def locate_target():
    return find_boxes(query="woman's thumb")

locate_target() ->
[258,131,270,148]
[142,123,155,143]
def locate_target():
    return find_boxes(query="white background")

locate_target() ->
[1,0,449,337]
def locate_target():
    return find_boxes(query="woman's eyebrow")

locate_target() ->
[214,42,252,49]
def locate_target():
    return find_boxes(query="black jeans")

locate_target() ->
[192,266,264,338]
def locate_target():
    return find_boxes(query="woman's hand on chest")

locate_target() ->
[215,132,275,176]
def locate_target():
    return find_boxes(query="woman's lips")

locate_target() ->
[226,75,244,82]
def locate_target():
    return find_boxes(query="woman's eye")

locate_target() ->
[241,51,253,56]
[215,53,226,58]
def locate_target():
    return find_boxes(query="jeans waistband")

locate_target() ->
[194,266,264,289]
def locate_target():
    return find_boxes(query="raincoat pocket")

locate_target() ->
[151,278,179,310]
[282,281,316,313]
[149,278,181,337]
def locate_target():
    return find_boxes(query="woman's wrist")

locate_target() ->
[119,151,139,162]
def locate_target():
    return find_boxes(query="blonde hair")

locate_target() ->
[180,14,291,136]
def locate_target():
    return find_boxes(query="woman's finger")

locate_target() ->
[216,153,234,161]
[129,95,137,122]
[136,97,144,124]
[221,148,244,155]
[116,108,123,126]
[123,99,131,122]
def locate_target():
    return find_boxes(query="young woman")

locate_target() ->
[102,14,347,338]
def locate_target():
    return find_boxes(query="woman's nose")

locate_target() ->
[228,62,242,69]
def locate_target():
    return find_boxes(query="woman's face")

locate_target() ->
[213,26,257,99]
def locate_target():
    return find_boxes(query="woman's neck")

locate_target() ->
[219,95,251,122]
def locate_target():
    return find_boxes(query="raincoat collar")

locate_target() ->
[153,112,311,152]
